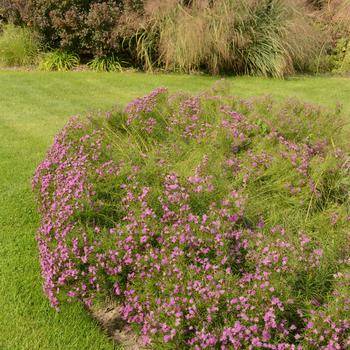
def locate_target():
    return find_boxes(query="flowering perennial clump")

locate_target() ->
[33,87,350,349]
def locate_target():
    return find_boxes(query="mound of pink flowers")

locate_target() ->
[33,86,350,349]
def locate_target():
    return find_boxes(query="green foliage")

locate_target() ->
[0,24,40,66]
[331,38,350,74]
[307,0,350,74]
[87,55,124,72]
[311,37,350,74]
[39,51,80,71]
[3,0,350,76]
[0,0,323,76]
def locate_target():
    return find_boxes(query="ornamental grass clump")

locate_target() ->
[0,24,40,66]
[33,85,350,349]
[132,0,320,76]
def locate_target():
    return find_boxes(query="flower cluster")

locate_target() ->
[125,87,168,125]
[33,88,350,349]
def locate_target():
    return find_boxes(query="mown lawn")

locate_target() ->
[0,71,349,350]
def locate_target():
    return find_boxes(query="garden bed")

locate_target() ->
[33,84,350,349]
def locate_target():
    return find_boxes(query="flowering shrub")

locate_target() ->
[33,86,350,349]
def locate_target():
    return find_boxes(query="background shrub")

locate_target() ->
[0,0,325,76]
[0,23,40,66]
[315,38,350,75]
[3,0,350,75]
[33,86,350,348]
[0,0,143,57]
[0,0,24,25]
[307,0,350,74]
[333,38,350,74]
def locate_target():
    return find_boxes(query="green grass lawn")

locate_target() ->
[0,71,349,350]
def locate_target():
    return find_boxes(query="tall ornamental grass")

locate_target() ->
[131,0,320,77]
[33,84,350,349]
[0,24,40,66]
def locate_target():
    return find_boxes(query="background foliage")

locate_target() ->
[1,0,350,76]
